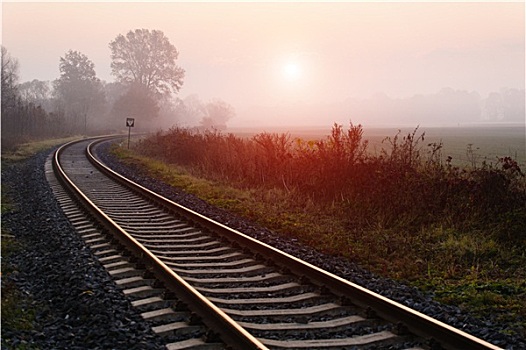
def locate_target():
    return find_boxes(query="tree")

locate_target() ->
[103,81,128,106]
[19,79,52,111]
[200,100,235,130]
[1,46,22,146]
[172,96,235,129]
[112,83,159,126]
[501,88,525,122]
[1,47,68,147]
[1,46,19,112]
[173,94,207,126]
[109,29,185,97]
[53,50,105,133]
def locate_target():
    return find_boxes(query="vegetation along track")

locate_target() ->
[49,136,502,350]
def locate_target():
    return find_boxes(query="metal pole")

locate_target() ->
[128,126,131,149]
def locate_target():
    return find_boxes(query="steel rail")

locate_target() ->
[53,137,268,350]
[86,136,502,350]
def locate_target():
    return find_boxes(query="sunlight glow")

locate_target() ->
[282,62,302,81]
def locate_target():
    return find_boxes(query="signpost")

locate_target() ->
[126,118,135,149]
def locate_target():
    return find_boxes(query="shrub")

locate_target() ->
[133,123,525,239]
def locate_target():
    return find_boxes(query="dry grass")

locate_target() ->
[1,136,81,162]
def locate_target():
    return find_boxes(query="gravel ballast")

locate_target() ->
[2,143,525,349]
[1,149,166,350]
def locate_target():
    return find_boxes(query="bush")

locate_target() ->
[134,123,525,240]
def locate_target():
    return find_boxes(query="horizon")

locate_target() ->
[2,1,524,128]
[2,2,525,121]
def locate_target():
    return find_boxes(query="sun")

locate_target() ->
[282,62,302,81]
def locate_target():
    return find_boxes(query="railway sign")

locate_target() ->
[126,117,135,149]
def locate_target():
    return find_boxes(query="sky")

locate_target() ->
[2,1,525,127]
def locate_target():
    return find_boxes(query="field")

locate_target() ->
[229,123,526,167]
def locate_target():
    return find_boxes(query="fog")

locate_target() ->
[2,1,524,130]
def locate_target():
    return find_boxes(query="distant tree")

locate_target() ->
[1,47,68,147]
[112,83,159,126]
[154,95,180,129]
[1,46,23,145]
[200,100,235,130]
[1,46,19,112]
[53,50,105,133]
[19,79,52,111]
[173,94,207,126]
[501,88,525,122]
[482,92,505,121]
[172,96,235,129]
[109,29,185,98]
[103,81,128,106]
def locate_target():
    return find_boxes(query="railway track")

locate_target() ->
[48,136,502,350]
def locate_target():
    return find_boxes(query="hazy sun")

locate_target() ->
[282,62,302,81]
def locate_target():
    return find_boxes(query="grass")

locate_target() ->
[1,234,37,330]
[1,135,80,162]
[1,230,42,350]
[111,125,526,338]
[421,278,526,334]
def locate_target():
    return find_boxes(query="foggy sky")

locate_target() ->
[2,1,524,127]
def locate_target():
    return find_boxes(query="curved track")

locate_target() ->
[49,136,502,350]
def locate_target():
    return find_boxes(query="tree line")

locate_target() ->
[1,29,235,150]
[344,87,525,125]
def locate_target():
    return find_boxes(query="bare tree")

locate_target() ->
[1,46,20,111]
[109,29,185,98]
[1,47,67,146]
[19,79,52,111]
